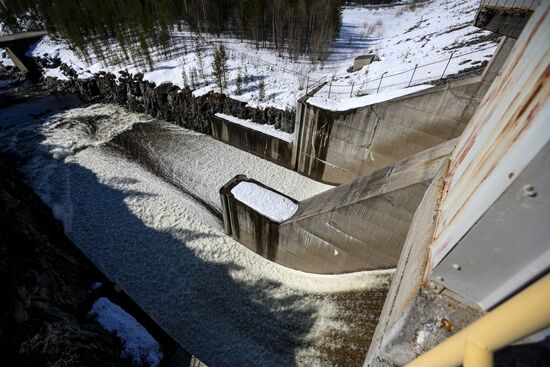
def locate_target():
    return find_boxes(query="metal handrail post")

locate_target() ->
[441,51,456,80]
[408,64,418,87]
[377,71,388,93]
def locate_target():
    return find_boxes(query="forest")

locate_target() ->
[0,0,343,66]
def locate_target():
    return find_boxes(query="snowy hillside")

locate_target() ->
[2,0,497,111]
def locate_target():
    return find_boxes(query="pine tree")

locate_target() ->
[212,44,229,92]
[258,79,266,100]
[219,44,229,88]
[190,67,198,89]
[182,64,189,89]
[236,69,243,95]
[196,43,205,80]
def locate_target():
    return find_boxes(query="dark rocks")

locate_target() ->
[59,62,78,79]
[34,56,62,69]
[44,70,296,134]
[0,62,27,82]
[432,60,489,86]
[0,156,134,367]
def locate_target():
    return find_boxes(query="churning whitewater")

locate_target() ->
[0,100,393,366]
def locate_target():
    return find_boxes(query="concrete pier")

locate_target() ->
[221,138,457,274]
[0,31,47,80]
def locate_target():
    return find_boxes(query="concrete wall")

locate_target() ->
[0,32,48,80]
[220,175,295,260]
[211,115,293,169]
[2,43,42,80]
[363,164,482,367]
[293,37,515,185]
[365,7,549,364]
[221,139,456,274]
[278,139,455,274]
[475,1,536,38]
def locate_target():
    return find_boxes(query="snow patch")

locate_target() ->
[91,297,163,367]
[308,84,432,111]
[215,113,293,142]
[232,182,298,222]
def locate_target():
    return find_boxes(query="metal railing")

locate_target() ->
[405,273,550,367]
[309,45,497,100]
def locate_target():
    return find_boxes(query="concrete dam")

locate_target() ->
[212,6,519,276]
[213,1,550,365]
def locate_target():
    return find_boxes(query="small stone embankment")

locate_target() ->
[39,59,295,134]
[0,155,177,366]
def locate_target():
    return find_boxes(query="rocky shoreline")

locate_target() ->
[0,155,133,366]
[0,155,185,366]
[38,58,296,134]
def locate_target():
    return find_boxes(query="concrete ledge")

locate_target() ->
[211,115,293,169]
[220,175,298,261]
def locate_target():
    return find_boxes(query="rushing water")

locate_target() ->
[0,97,392,366]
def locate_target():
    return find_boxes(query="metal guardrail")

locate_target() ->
[405,274,550,367]
[309,45,497,100]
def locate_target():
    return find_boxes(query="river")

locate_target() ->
[0,95,392,366]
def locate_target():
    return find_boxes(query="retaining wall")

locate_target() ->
[210,115,293,169]
[293,37,515,185]
[220,175,297,260]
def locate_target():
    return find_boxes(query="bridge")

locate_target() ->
[0,31,47,79]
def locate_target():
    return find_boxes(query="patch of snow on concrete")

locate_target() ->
[416,329,428,346]
[215,113,293,142]
[232,182,298,222]
[91,297,163,367]
[308,84,432,111]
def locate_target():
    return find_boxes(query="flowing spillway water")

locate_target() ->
[0,96,393,366]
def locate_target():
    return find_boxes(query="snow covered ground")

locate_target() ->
[0,98,392,365]
[312,0,498,101]
[1,0,497,111]
[0,50,14,67]
[91,297,164,367]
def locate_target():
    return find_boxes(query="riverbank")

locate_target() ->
[0,155,171,366]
